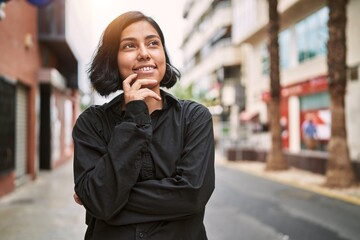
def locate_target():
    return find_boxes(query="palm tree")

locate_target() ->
[265,0,288,171]
[325,0,356,187]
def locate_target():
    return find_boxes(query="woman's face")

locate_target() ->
[117,20,166,89]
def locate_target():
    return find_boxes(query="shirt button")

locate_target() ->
[139,232,144,238]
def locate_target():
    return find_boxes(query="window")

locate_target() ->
[261,29,291,74]
[300,92,329,111]
[300,92,330,151]
[296,7,329,63]
[279,29,291,69]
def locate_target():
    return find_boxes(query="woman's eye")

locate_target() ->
[148,40,160,47]
[122,43,135,49]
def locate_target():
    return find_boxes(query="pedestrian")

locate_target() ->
[302,118,317,150]
[72,11,215,240]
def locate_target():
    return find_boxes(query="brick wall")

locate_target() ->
[0,0,41,196]
[0,0,41,82]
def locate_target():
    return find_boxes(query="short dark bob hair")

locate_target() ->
[87,11,181,97]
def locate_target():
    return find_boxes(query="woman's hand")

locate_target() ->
[73,193,83,206]
[122,73,161,104]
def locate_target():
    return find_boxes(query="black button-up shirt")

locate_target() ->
[73,90,215,240]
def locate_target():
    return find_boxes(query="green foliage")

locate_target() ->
[171,83,220,107]
[171,83,194,101]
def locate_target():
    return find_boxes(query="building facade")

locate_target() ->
[235,0,360,161]
[0,0,92,197]
[181,0,245,147]
[0,0,40,196]
[181,0,360,172]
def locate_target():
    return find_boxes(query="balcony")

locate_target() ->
[37,0,78,89]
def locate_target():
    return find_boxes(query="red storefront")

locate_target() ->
[262,75,330,151]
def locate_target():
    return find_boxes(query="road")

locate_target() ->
[205,164,360,240]
[0,159,359,240]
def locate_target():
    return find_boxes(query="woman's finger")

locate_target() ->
[122,73,138,91]
[138,88,162,101]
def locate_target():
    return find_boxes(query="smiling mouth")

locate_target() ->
[133,66,156,73]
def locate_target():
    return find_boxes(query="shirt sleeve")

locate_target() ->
[106,103,215,225]
[73,100,152,222]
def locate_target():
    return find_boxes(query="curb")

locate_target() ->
[218,160,360,206]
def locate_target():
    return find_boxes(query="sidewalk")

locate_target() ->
[216,151,360,206]
[0,161,86,240]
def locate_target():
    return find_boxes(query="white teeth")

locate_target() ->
[138,67,154,71]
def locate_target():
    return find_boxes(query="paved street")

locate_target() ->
[205,164,360,240]
[1,156,360,240]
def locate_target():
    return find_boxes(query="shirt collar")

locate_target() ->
[103,93,124,111]
[161,90,181,110]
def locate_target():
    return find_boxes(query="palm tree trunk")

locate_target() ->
[325,0,356,187]
[265,0,287,171]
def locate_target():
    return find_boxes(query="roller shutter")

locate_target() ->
[15,85,28,180]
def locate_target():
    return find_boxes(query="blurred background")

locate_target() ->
[1,0,360,239]
[1,0,360,193]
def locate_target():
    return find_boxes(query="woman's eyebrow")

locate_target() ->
[120,37,136,43]
[145,34,160,40]
[120,35,160,43]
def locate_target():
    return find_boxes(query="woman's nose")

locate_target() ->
[138,45,150,61]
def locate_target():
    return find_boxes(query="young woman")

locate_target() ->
[72,11,215,240]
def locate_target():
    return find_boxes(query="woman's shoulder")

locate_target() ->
[179,99,209,111]
[74,104,107,134]
[77,94,123,121]
[78,104,106,121]
[178,99,212,121]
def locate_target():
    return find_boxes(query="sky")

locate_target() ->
[89,0,186,68]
